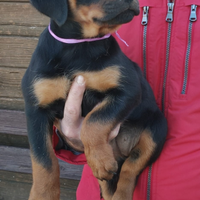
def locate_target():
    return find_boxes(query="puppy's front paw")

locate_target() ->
[85,144,118,180]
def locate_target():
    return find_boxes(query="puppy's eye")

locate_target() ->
[93,18,101,23]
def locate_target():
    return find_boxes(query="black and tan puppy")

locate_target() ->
[22,0,167,199]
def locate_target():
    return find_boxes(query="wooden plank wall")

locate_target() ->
[0,109,83,199]
[0,0,49,110]
[0,2,83,199]
[0,170,79,200]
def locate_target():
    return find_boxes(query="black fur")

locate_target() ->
[22,0,167,198]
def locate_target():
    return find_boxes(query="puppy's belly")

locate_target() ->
[110,126,141,158]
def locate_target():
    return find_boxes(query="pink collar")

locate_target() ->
[48,24,111,44]
[48,24,129,47]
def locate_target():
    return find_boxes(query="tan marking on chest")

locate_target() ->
[76,66,121,92]
[33,67,120,106]
[33,77,70,106]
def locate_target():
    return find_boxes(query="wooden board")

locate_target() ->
[0,36,38,68]
[0,0,29,2]
[0,109,27,136]
[0,2,48,37]
[0,67,25,98]
[0,146,83,180]
[0,1,49,110]
[0,24,45,37]
[0,109,84,181]
[0,97,24,111]
[0,170,79,200]
[0,132,29,148]
[0,2,49,27]
[0,36,37,109]
[0,66,25,109]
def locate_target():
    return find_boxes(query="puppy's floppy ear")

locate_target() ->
[30,0,68,26]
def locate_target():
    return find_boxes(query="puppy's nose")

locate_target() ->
[129,0,140,16]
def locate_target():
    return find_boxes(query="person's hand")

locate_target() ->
[60,75,85,142]
[57,75,120,151]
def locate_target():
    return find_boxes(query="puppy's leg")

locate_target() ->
[81,97,124,181]
[98,180,113,200]
[26,108,60,200]
[81,103,118,181]
[112,130,156,200]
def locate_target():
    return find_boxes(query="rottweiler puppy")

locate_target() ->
[22,0,167,199]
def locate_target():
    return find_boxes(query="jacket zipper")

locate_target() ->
[181,5,197,94]
[141,6,152,200]
[146,1,175,200]
[141,5,152,200]
[141,6,149,79]
[147,164,152,200]
[161,0,175,113]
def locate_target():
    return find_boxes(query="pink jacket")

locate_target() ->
[53,0,200,199]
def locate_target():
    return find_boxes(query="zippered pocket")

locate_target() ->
[141,6,149,79]
[162,0,175,112]
[181,4,198,95]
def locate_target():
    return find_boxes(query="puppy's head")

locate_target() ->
[31,0,139,37]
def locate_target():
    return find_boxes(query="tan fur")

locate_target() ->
[81,97,112,145]
[68,0,121,37]
[111,130,156,200]
[33,77,70,106]
[81,99,118,180]
[98,180,112,200]
[33,66,120,107]
[77,4,104,22]
[72,3,104,37]
[76,66,121,92]
[99,25,122,36]
[29,135,60,200]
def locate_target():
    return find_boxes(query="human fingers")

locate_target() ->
[60,76,85,138]
[64,75,85,122]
